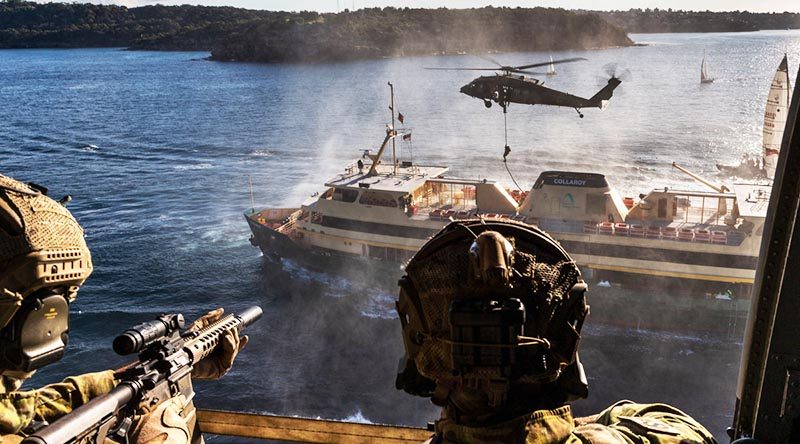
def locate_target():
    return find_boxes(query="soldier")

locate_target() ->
[395,219,716,443]
[0,174,245,443]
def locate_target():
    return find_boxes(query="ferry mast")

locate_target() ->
[389,81,397,175]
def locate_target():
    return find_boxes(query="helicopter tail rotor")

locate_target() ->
[603,63,632,82]
[588,75,622,108]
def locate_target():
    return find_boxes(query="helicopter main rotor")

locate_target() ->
[425,56,588,76]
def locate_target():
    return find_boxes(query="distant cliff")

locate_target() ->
[594,9,800,33]
[210,7,633,62]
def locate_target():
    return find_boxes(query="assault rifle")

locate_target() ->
[22,306,262,444]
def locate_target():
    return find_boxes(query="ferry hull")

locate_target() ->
[246,216,750,336]
[245,211,404,278]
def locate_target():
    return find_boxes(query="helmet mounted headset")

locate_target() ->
[0,175,92,373]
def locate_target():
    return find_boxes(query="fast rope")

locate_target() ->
[502,107,523,193]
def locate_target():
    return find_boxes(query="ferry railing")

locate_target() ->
[582,220,744,246]
[275,210,304,240]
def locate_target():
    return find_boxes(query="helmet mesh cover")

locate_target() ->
[403,220,582,386]
[0,174,92,301]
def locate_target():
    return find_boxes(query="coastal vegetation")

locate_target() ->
[210,7,632,62]
[0,1,275,50]
[595,9,800,33]
[1,1,799,62]
[0,1,631,60]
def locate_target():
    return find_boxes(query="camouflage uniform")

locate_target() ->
[0,371,117,443]
[433,401,716,443]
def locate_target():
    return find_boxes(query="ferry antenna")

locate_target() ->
[247,175,255,212]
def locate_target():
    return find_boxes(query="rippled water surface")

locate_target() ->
[2,30,800,441]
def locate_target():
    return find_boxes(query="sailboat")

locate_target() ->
[716,55,791,179]
[763,54,792,178]
[546,55,556,76]
[701,51,714,84]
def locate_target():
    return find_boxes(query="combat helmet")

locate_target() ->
[0,174,92,373]
[396,219,589,424]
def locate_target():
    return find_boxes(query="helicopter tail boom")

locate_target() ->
[588,77,622,108]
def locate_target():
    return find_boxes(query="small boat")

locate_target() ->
[546,55,556,76]
[700,51,714,84]
[716,55,791,178]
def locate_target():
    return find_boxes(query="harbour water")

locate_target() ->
[2,30,800,441]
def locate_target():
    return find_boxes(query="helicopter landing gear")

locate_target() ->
[574,108,584,118]
[484,100,492,109]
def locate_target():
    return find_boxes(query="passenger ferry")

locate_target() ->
[245,125,769,298]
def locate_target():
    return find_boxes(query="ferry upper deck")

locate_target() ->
[325,161,448,194]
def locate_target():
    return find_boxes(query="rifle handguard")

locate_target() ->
[184,306,262,365]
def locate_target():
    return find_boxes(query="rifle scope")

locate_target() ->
[113,314,185,356]
[113,307,262,356]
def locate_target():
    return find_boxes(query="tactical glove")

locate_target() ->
[189,308,248,380]
[129,394,191,444]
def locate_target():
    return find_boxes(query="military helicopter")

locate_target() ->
[427,56,622,117]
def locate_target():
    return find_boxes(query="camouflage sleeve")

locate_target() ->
[0,370,117,438]
[570,400,717,444]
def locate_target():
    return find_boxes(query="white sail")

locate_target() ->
[763,55,791,178]
[547,55,556,76]
[700,52,714,83]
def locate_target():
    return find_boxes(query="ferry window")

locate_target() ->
[586,194,605,215]
[332,188,359,203]
[658,198,667,218]
[359,191,398,207]
[369,245,387,260]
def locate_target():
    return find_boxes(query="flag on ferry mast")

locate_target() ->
[398,113,405,124]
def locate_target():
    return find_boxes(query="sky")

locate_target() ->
[47,1,800,14]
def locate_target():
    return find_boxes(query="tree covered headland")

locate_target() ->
[0,1,632,60]
[595,9,800,33]
[0,0,276,50]
[210,7,632,62]
[4,1,800,62]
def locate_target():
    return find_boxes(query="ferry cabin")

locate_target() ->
[516,172,766,286]
[249,161,519,262]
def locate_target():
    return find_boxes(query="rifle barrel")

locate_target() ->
[22,383,137,444]
[236,306,263,331]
